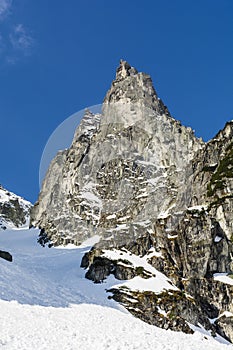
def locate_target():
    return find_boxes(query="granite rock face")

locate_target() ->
[31,60,203,246]
[31,60,233,341]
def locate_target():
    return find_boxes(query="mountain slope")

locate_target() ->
[30,61,233,341]
[1,300,231,350]
[0,228,231,350]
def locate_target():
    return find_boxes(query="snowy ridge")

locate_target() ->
[0,186,31,207]
[0,185,31,230]
[0,228,231,349]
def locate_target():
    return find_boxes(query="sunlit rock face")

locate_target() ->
[31,60,233,342]
[31,60,203,246]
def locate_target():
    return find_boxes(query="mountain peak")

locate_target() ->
[104,60,157,106]
[30,62,233,343]
[115,59,138,80]
[104,60,171,119]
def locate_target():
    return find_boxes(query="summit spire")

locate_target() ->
[115,59,138,80]
[104,60,171,118]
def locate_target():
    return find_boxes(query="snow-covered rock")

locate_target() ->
[0,185,31,230]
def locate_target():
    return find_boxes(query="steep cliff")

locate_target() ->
[31,60,203,246]
[31,60,233,342]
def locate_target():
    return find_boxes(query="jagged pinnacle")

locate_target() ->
[116,59,138,80]
[104,60,169,116]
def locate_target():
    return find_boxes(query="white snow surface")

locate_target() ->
[215,236,223,243]
[187,205,208,212]
[0,229,232,350]
[219,311,233,318]
[214,273,233,286]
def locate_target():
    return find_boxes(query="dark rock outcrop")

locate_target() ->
[0,250,12,262]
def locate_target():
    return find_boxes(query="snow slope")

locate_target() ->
[0,229,117,307]
[0,229,232,350]
[1,300,232,350]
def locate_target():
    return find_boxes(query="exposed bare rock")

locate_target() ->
[31,61,233,342]
[31,60,203,246]
[0,250,12,262]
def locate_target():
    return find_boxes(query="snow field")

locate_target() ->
[0,229,232,350]
[0,300,231,350]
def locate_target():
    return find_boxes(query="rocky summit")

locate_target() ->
[31,60,233,342]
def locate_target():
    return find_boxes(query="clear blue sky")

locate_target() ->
[0,0,233,202]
